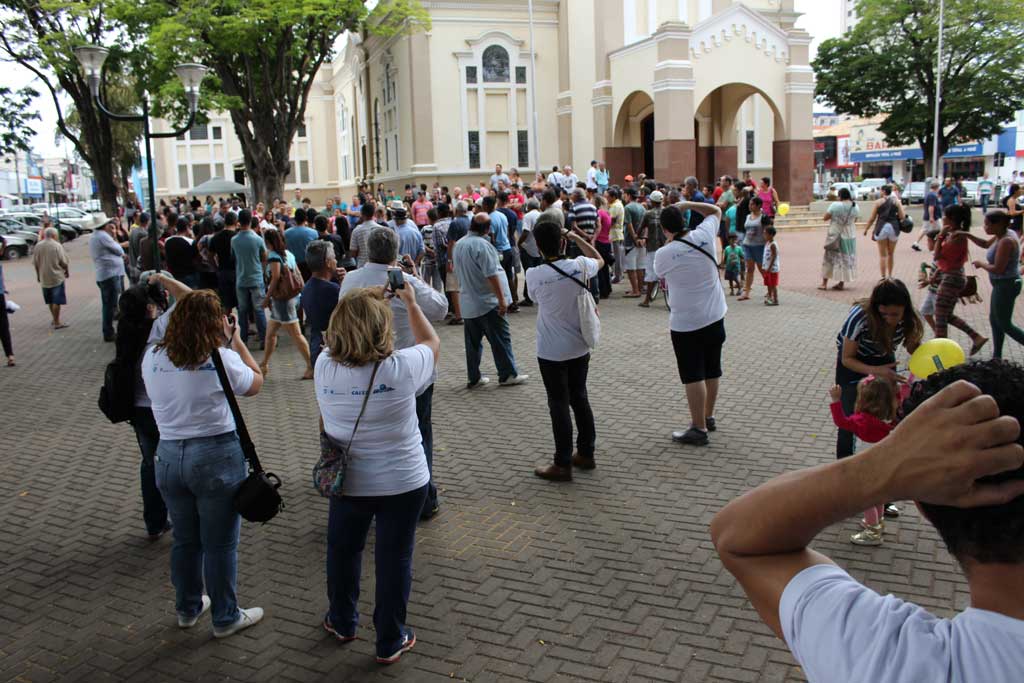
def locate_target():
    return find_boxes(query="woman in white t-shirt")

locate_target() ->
[316,284,439,665]
[653,201,726,447]
[525,217,604,482]
[142,289,265,639]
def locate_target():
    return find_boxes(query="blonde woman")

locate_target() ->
[316,285,439,664]
[142,290,265,638]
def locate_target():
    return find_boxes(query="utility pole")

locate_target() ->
[931,0,944,180]
[527,0,540,174]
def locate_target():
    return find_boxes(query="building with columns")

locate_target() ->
[148,0,816,206]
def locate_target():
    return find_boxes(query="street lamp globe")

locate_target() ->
[173,63,208,112]
[72,45,110,97]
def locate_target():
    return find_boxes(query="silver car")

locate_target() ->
[0,232,31,259]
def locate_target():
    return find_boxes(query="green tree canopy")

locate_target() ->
[113,0,428,203]
[0,85,40,158]
[813,0,1024,173]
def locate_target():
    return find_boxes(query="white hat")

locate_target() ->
[389,200,405,211]
[649,190,664,203]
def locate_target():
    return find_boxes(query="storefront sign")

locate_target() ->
[943,143,982,158]
[850,148,924,162]
[837,136,851,166]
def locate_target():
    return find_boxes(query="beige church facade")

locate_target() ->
[149,0,815,206]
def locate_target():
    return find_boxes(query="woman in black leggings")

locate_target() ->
[0,236,14,367]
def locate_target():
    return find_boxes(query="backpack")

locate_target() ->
[269,252,304,301]
[98,357,135,423]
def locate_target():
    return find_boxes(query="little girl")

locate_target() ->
[828,376,899,546]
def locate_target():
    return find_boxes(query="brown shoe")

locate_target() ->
[534,464,572,481]
[571,453,596,470]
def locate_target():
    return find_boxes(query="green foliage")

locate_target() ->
[813,0,1024,160]
[65,74,142,185]
[0,86,40,157]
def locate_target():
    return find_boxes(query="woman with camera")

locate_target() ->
[142,289,265,638]
[316,282,439,664]
[654,201,726,447]
[527,218,603,481]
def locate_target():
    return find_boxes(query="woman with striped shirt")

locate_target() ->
[834,279,923,459]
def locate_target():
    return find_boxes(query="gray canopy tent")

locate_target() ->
[188,177,250,200]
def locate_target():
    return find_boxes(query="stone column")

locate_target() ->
[592,0,623,159]
[652,22,695,183]
[774,30,815,204]
[557,92,574,169]
[408,31,436,174]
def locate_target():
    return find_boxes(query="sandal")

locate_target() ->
[638,301,650,308]
[737,294,750,301]
[970,337,988,357]
[816,286,828,291]
[6,357,14,367]
[831,283,845,291]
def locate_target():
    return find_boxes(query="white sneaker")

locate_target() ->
[499,374,529,387]
[467,377,490,389]
[177,595,211,628]
[213,607,264,638]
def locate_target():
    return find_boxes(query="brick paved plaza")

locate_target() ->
[1,217,1021,682]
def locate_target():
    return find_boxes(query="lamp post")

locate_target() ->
[931,0,944,181]
[73,44,207,273]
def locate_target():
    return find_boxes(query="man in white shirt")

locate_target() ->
[711,360,1024,683]
[547,165,564,189]
[339,227,448,519]
[585,160,599,191]
[517,199,543,306]
[559,165,579,194]
[489,164,510,191]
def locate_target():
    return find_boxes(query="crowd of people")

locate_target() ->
[3,157,1021,678]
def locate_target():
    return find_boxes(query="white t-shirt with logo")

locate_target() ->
[525,256,599,361]
[781,564,1024,683]
[142,345,255,440]
[315,344,433,497]
[653,214,727,332]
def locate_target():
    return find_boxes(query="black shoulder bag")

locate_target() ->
[211,349,284,523]
[675,234,718,265]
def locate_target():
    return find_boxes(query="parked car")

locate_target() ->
[29,203,49,213]
[6,212,77,242]
[0,232,31,259]
[0,218,40,246]
[855,178,888,200]
[903,182,927,204]
[49,206,105,233]
[813,182,828,199]
[960,181,978,207]
[828,182,859,199]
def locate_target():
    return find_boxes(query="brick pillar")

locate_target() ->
[711,146,738,180]
[772,140,814,205]
[604,146,642,182]
[654,140,696,182]
[652,22,695,184]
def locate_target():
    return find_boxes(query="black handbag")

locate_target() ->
[211,349,283,523]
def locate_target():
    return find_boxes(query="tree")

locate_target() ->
[0,1,143,215]
[113,0,428,204]
[813,0,1024,174]
[0,85,39,158]
[65,74,142,203]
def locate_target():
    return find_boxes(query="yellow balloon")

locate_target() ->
[908,338,966,378]
[777,202,791,216]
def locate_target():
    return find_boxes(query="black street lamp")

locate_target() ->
[73,44,207,272]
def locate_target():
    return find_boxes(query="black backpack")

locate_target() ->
[98,357,135,423]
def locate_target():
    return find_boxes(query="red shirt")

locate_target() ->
[713,187,724,201]
[935,233,968,272]
[830,402,893,443]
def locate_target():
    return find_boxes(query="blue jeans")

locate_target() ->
[156,432,247,628]
[97,276,123,339]
[415,384,438,512]
[131,407,168,535]
[236,283,267,344]
[326,484,428,657]
[463,307,519,383]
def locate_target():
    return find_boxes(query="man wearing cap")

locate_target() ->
[638,190,665,308]
[391,201,425,266]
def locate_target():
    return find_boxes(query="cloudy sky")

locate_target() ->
[11,0,841,160]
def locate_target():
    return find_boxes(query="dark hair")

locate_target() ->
[838,188,852,201]
[750,196,763,208]
[902,359,1024,564]
[761,177,771,186]
[624,187,638,199]
[264,228,286,255]
[765,225,777,237]
[542,189,558,206]
[482,196,496,211]
[314,214,329,233]
[237,209,251,227]
[660,205,687,235]
[176,216,190,233]
[294,208,306,225]
[426,208,438,223]
[985,209,1011,232]
[497,191,509,203]
[854,278,924,354]
[533,218,563,258]
[224,211,238,227]
[944,203,971,230]
[361,202,376,219]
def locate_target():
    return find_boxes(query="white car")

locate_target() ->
[904,182,927,204]
[828,182,859,199]
[47,206,107,233]
[855,178,887,200]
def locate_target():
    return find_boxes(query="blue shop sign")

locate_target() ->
[943,143,982,158]
[850,148,924,162]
